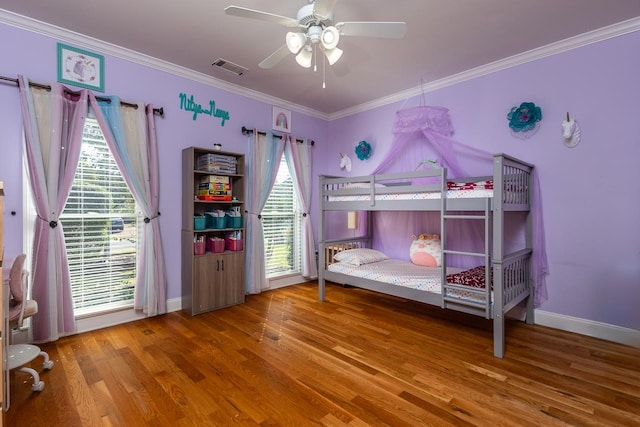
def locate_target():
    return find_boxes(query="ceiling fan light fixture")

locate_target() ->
[323,46,343,65]
[286,32,306,54]
[225,3,407,71]
[321,26,340,50]
[295,47,313,68]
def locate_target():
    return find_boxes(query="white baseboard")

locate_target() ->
[268,275,311,291]
[76,309,147,334]
[76,297,183,335]
[535,310,640,348]
[166,297,182,313]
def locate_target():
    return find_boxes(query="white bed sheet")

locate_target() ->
[327,259,489,304]
[328,188,494,202]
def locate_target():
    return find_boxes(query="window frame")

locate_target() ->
[261,154,302,279]
[59,118,141,318]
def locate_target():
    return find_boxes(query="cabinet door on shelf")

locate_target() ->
[192,252,244,313]
[223,252,245,306]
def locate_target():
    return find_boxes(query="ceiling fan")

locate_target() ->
[224,0,407,70]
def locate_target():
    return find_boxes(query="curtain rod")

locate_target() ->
[0,75,164,117]
[241,126,314,145]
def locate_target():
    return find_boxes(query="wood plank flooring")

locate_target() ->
[7,282,640,426]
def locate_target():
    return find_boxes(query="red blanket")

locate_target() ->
[446,266,491,289]
[447,180,493,191]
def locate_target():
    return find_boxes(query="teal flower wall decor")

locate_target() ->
[507,102,542,139]
[355,140,372,160]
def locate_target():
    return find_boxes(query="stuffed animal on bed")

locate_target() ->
[409,233,442,267]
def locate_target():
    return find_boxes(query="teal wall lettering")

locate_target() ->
[179,93,230,126]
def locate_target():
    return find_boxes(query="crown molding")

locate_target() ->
[0,8,330,121]
[2,9,639,123]
[328,16,640,121]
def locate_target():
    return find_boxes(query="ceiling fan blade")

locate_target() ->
[313,0,338,20]
[336,21,407,39]
[224,6,299,27]
[259,44,291,69]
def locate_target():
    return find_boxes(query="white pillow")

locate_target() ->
[333,248,388,266]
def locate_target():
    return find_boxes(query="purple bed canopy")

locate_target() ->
[369,105,548,307]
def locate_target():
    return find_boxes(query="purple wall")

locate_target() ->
[1,19,638,332]
[0,22,326,302]
[319,32,640,330]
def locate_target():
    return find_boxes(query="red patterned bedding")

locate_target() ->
[447,180,493,191]
[446,265,491,288]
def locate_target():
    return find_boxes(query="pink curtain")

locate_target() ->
[372,106,548,306]
[284,136,317,279]
[89,94,167,315]
[18,75,85,342]
[245,131,285,293]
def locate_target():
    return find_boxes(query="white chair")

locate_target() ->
[7,254,54,392]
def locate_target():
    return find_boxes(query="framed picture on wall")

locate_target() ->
[57,43,105,92]
[272,106,291,133]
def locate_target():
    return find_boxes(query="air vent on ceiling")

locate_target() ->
[212,58,247,76]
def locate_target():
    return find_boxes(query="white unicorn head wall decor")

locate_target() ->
[339,153,352,172]
[562,112,581,148]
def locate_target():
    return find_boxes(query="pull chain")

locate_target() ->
[322,55,326,89]
[313,44,317,72]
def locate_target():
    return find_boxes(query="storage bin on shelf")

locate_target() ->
[194,241,206,255]
[196,154,238,173]
[205,211,227,229]
[227,215,242,229]
[225,237,243,251]
[207,237,225,253]
[194,215,206,230]
[225,231,243,251]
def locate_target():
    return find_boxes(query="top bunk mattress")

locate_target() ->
[328,180,494,202]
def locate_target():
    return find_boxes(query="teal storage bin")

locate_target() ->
[194,216,206,230]
[205,212,227,229]
[227,216,243,229]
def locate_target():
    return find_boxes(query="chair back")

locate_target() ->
[8,254,33,329]
[9,254,26,302]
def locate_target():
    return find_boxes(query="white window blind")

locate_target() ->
[60,119,140,316]
[262,155,301,277]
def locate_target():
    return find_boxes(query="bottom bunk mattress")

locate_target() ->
[327,259,489,305]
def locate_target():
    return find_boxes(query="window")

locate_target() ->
[59,119,140,317]
[262,155,301,277]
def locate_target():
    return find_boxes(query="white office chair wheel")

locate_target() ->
[43,360,54,370]
[32,381,45,392]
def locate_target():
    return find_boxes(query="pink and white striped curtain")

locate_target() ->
[18,75,84,342]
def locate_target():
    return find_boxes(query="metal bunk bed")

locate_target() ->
[317,153,534,358]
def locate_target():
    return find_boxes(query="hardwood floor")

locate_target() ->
[6,282,640,426]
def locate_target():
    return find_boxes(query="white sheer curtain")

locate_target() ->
[284,136,317,279]
[18,75,85,342]
[89,94,167,315]
[245,131,285,294]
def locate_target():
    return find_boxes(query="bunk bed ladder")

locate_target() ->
[441,198,492,318]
